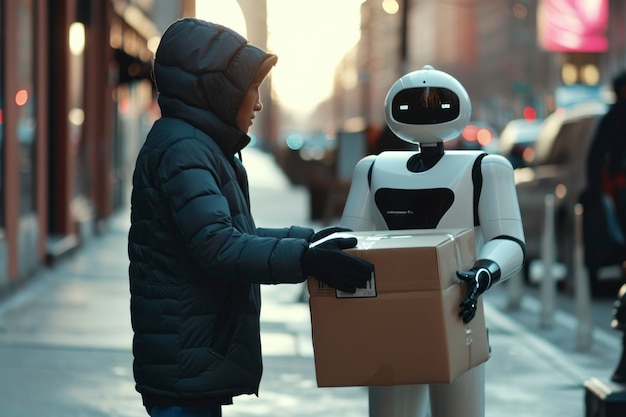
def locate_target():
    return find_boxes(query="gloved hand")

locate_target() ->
[302,237,373,293]
[456,266,494,323]
[310,226,353,243]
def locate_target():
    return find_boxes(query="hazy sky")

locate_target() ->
[196,0,365,117]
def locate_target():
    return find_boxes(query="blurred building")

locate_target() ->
[0,0,283,295]
[236,0,274,148]
[331,0,622,143]
[2,0,623,292]
[0,0,196,295]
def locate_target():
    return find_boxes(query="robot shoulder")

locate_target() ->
[482,153,514,171]
[347,154,377,188]
[356,154,377,168]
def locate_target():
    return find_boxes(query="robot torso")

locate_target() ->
[367,150,483,231]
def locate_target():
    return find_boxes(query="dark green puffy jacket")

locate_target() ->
[128,18,313,406]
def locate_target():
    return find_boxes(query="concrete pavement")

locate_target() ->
[0,146,623,417]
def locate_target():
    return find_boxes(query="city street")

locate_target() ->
[0,147,623,417]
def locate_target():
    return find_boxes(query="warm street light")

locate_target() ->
[382,0,399,15]
[581,64,600,85]
[68,22,85,56]
[562,63,578,85]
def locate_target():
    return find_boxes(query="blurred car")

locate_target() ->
[498,118,544,168]
[298,132,336,162]
[445,121,497,151]
[278,131,340,221]
[514,100,617,292]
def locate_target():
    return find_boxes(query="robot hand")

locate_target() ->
[310,226,352,243]
[457,267,491,323]
[456,260,500,323]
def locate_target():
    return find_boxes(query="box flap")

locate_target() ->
[309,228,475,296]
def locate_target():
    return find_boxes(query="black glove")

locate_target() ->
[456,260,501,323]
[310,226,353,243]
[302,237,373,293]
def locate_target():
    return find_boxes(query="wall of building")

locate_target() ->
[332,0,622,141]
[0,0,184,296]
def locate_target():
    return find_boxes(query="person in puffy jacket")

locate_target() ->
[128,18,373,417]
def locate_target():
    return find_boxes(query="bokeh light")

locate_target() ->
[286,133,304,150]
[382,0,399,15]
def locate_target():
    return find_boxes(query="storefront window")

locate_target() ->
[0,0,4,227]
[69,21,88,199]
[17,0,37,215]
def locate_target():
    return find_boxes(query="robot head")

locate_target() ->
[384,65,471,145]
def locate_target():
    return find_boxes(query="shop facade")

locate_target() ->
[0,0,177,293]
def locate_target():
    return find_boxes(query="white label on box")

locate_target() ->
[336,271,377,298]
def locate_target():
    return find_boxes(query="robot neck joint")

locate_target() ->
[407,142,444,172]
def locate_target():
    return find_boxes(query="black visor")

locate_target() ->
[391,87,460,124]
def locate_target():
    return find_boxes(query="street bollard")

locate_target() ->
[582,251,626,417]
[573,203,593,351]
[506,268,523,311]
[582,280,626,417]
[540,194,556,329]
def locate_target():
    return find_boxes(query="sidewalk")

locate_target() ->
[0,147,622,417]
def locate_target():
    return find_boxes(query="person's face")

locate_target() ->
[237,81,263,133]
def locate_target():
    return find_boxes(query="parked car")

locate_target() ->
[498,118,544,168]
[513,101,619,293]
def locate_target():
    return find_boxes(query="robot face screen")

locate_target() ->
[391,87,460,124]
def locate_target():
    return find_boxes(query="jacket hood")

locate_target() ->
[153,18,277,153]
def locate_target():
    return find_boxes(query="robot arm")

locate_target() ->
[475,154,526,278]
[340,155,377,231]
[458,154,526,323]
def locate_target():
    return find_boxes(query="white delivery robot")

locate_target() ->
[340,65,526,417]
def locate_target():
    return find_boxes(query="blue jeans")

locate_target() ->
[147,405,222,417]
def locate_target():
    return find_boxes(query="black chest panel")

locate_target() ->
[374,188,454,230]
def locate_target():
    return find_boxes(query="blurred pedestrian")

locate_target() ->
[585,70,626,382]
[582,70,626,277]
[128,18,373,417]
[587,70,626,229]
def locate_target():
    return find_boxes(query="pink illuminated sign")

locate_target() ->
[538,0,608,52]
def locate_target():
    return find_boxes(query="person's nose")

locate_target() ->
[255,99,263,112]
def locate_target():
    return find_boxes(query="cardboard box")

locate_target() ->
[307,228,489,387]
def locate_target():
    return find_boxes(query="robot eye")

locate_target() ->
[391,87,460,124]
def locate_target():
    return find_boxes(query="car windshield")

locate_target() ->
[499,120,543,151]
[533,114,601,165]
[515,124,542,143]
